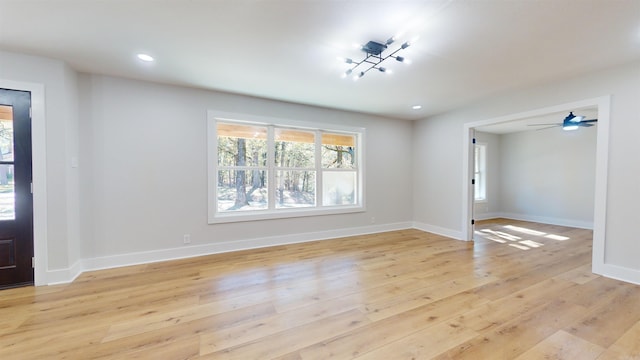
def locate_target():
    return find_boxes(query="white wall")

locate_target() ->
[77,74,414,267]
[0,50,81,283]
[498,126,596,228]
[413,61,640,283]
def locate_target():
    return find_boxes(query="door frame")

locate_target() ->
[461,96,610,276]
[0,79,47,286]
[465,128,475,241]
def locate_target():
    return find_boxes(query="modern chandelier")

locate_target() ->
[340,36,413,79]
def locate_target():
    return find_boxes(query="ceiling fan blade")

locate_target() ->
[580,119,598,123]
[577,123,594,127]
[528,123,561,126]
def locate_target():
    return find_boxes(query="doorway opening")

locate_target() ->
[461,96,610,276]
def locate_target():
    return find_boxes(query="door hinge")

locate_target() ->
[472,137,476,144]
[471,219,475,225]
[30,182,33,194]
[471,178,475,185]
[29,106,32,119]
[32,257,35,268]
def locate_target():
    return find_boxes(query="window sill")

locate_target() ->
[208,205,366,224]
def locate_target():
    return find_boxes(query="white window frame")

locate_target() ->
[474,142,487,202]
[208,110,365,224]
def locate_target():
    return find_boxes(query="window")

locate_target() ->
[474,143,486,201]
[209,112,364,223]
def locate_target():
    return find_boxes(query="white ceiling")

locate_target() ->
[1,0,639,120]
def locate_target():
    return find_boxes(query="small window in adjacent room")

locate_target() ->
[208,112,365,223]
[474,143,487,201]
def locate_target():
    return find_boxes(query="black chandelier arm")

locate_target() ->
[345,54,383,73]
[342,39,410,78]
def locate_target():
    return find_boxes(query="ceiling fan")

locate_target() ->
[529,112,598,131]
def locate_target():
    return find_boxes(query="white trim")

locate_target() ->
[462,96,612,281]
[477,213,593,230]
[0,79,48,286]
[44,222,413,284]
[46,260,82,285]
[463,128,474,240]
[412,221,464,240]
[590,97,610,279]
[207,110,366,224]
[596,264,640,286]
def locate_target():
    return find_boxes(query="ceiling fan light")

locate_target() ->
[563,125,579,131]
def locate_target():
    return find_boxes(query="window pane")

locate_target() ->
[275,128,315,168]
[323,171,356,206]
[0,164,15,221]
[275,170,316,208]
[474,146,479,172]
[0,117,14,162]
[217,123,267,167]
[474,144,486,201]
[217,170,268,212]
[322,133,355,169]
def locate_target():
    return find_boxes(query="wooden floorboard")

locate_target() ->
[1,218,639,359]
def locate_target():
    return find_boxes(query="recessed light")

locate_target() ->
[412,105,422,110]
[137,53,155,62]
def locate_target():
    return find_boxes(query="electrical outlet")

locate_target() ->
[183,234,191,244]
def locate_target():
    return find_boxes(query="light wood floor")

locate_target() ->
[1,219,639,359]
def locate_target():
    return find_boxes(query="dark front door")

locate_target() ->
[0,88,34,289]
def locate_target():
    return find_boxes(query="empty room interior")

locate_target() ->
[1,0,640,359]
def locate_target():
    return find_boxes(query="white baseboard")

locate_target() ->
[594,263,640,286]
[412,221,464,241]
[42,220,640,287]
[473,212,502,221]
[46,260,83,285]
[479,212,594,230]
[46,222,412,285]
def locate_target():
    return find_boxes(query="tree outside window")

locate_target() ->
[214,119,361,217]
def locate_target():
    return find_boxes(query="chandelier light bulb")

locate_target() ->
[339,34,416,79]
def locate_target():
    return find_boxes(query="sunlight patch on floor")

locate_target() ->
[503,225,546,236]
[475,223,572,251]
[509,243,531,250]
[480,229,521,241]
[519,239,544,248]
[544,234,570,241]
